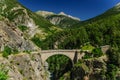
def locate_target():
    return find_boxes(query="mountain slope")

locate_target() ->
[0,13,38,51]
[0,0,62,51]
[74,2,120,27]
[0,0,61,38]
[36,11,80,28]
[40,3,120,49]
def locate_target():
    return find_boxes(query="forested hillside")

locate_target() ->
[35,3,120,50]
[37,4,120,80]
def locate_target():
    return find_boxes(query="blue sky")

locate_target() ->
[18,0,120,20]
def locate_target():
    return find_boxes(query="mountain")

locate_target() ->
[114,2,120,11]
[0,0,62,51]
[36,11,80,28]
[40,2,120,50]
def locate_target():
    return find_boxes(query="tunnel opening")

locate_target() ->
[45,54,73,80]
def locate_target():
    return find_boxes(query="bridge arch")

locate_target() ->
[40,50,80,64]
[41,52,74,63]
[46,54,74,66]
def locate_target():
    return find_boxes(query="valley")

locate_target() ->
[0,0,120,80]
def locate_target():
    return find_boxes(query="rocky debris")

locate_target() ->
[0,52,47,80]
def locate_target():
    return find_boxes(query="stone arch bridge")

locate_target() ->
[40,50,84,64]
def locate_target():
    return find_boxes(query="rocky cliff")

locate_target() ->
[0,16,38,51]
[71,56,108,80]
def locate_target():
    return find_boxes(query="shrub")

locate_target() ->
[106,64,119,80]
[2,46,12,58]
[0,65,8,80]
[31,36,41,47]
[18,25,28,32]
[23,50,31,54]
[0,71,8,80]
[83,53,92,59]
[92,48,103,57]
[81,44,94,52]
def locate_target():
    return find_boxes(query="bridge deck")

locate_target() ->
[41,50,81,53]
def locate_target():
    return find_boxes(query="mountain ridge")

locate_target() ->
[36,11,80,28]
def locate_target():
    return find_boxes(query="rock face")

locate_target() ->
[0,17,38,51]
[0,52,47,80]
[115,2,120,10]
[71,56,107,80]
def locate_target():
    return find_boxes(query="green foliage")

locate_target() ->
[0,65,8,80]
[59,72,71,80]
[83,52,92,59]
[0,0,56,37]
[0,0,23,21]
[83,47,103,59]
[82,43,94,52]
[0,15,4,21]
[31,36,41,47]
[106,48,120,80]
[18,25,28,32]
[2,46,19,57]
[30,12,53,31]
[41,27,89,49]
[0,71,8,80]
[106,64,119,80]
[46,55,72,80]
[2,46,12,58]
[71,62,89,80]
[92,48,103,57]
[23,50,31,54]
[39,6,120,50]
[107,48,120,68]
